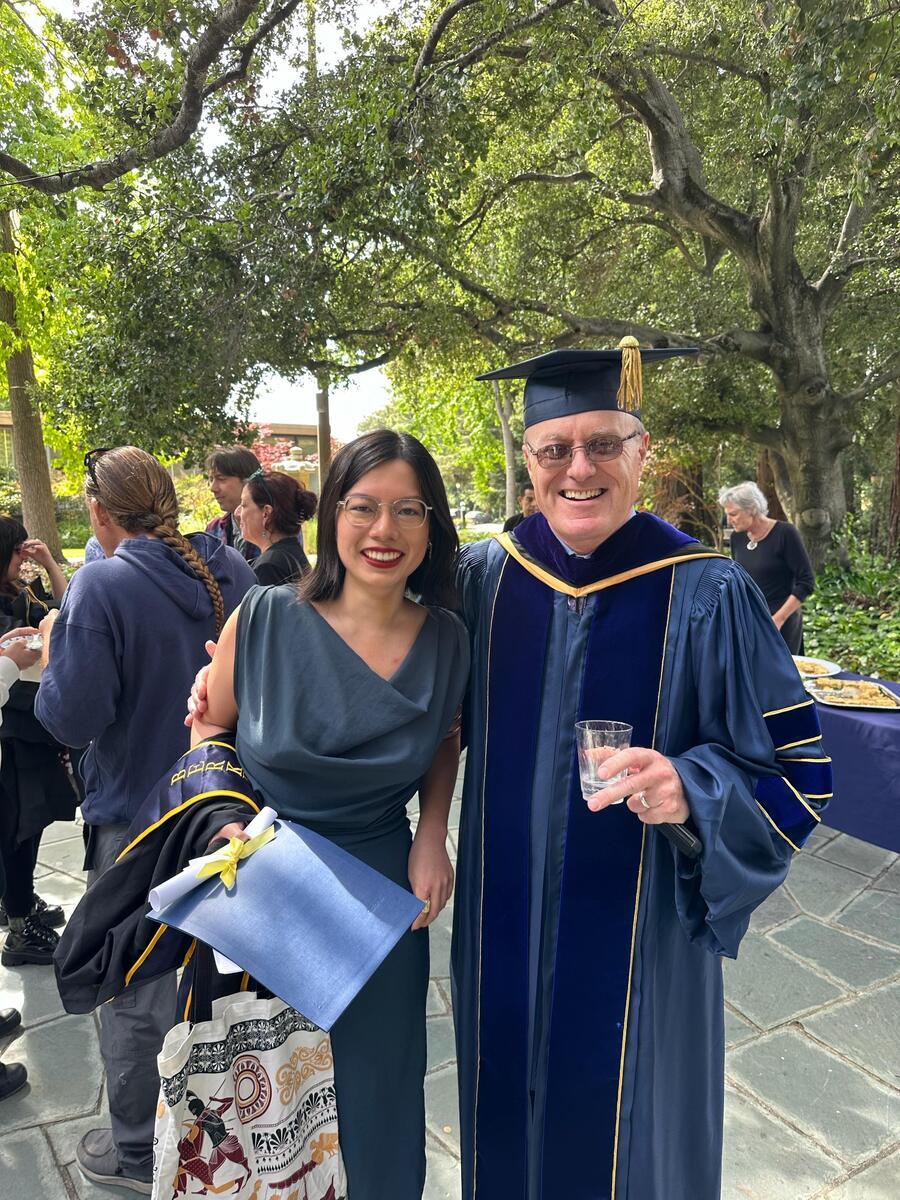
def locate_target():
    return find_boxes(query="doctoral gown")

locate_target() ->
[451,512,831,1200]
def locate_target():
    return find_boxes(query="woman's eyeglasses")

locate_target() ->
[337,494,432,529]
[524,431,641,469]
[84,447,113,486]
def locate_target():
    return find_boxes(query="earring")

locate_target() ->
[427,542,433,560]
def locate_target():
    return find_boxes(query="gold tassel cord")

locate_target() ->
[616,335,643,413]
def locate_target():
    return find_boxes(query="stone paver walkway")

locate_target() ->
[1,767,898,1198]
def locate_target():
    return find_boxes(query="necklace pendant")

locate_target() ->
[747,538,758,551]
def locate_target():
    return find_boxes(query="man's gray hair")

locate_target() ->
[718,481,768,516]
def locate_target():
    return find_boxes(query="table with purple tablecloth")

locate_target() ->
[813,673,900,853]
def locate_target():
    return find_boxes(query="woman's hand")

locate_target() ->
[408,827,454,931]
[20,539,55,571]
[207,822,248,850]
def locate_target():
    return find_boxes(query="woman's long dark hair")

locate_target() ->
[0,516,28,599]
[300,430,458,607]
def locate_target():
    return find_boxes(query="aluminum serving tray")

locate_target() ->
[805,678,900,711]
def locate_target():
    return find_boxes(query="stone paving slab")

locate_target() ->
[747,884,801,932]
[802,982,900,1088]
[720,1086,842,1199]
[426,980,448,1017]
[0,962,68,1028]
[427,1014,457,1074]
[770,915,900,989]
[424,1065,461,1160]
[724,1005,759,1049]
[820,1148,900,1199]
[783,854,871,920]
[723,932,844,1028]
[803,825,841,851]
[0,1014,102,1136]
[836,890,900,948]
[37,836,89,881]
[727,1027,900,1165]
[425,1142,462,1200]
[872,859,900,893]
[813,833,898,878]
[0,1126,68,1198]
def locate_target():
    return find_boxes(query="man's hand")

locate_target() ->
[184,640,217,728]
[586,747,690,825]
[408,828,455,931]
[0,628,42,670]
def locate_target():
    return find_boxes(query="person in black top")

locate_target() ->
[237,469,318,585]
[719,481,815,654]
[502,484,537,532]
[0,517,75,965]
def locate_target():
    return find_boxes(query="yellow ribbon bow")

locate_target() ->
[195,825,275,891]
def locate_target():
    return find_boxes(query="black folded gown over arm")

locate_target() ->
[54,737,261,1013]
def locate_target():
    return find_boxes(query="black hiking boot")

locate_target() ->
[1,913,60,966]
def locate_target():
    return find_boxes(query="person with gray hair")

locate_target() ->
[719,481,815,653]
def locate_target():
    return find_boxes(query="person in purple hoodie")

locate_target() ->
[36,446,255,1195]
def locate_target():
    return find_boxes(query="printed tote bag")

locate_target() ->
[153,987,347,1199]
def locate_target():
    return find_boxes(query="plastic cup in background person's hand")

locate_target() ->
[575,720,633,804]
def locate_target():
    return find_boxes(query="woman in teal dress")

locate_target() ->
[192,430,469,1199]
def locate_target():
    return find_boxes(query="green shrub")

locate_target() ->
[804,557,900,679]
[0,476,22,515]
[176,474,221,532]
[456,528,496,545]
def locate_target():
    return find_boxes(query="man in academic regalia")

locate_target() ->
[451,338,831,1200]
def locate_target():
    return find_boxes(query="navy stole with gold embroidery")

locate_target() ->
[475,516,696,1200]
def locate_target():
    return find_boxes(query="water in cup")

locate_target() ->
[575,720,633,804]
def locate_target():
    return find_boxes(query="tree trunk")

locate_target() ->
[773,376,850,572]
[756,450,788,521]
[0,210,63,560]
[887,407,900,560]
[491,380,517,518]
[315,371,331,483]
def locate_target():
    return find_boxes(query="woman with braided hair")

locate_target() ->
[36,446,255,1195]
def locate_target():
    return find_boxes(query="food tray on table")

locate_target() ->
[803,676,900,710]
[793,655,842,678]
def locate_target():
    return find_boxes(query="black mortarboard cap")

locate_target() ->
[476,338,699,428]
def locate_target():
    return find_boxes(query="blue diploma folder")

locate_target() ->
[148,820,423,1030]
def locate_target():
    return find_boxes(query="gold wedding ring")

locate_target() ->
[639,793,649,809]
[421,899,431,915]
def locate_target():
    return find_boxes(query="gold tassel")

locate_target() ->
[616,335,643,412]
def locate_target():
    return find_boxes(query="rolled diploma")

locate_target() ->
[148,806,278,912]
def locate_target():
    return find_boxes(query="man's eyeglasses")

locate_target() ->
[337,494,432,529]
[84,447,113,486]
[524,431,642,470]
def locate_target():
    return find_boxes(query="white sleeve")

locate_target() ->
[0,655,21,716]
